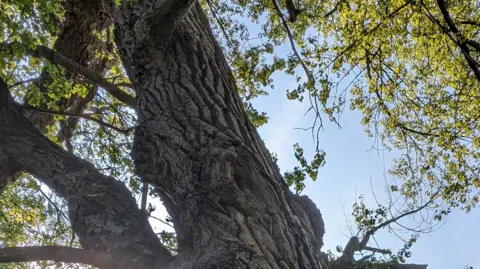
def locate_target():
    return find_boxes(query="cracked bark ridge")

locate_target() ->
[112,2,328,268]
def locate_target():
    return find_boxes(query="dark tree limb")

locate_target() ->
[0,0,115,195]
[420,1,480,82]
[0,77,171,269]
[0,246,109,268]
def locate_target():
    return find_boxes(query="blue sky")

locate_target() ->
[251,73,480,268]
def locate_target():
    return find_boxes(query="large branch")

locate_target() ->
[0,0,114,195]
[0,78,171,269]
[0,246,109,267]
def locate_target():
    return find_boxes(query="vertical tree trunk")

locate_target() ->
[113,2,327,268]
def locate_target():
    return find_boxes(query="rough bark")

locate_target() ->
[111,2,327,268]
[0,0,111,194]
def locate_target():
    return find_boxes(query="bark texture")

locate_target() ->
[111,2,327,268]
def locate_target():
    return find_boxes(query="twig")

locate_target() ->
[7,77,40,88]
[149,215,174,228]
[22,106,134,134]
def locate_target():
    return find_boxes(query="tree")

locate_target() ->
[0,0,337,268]
[0,0,332,268]
[0,0,477,268]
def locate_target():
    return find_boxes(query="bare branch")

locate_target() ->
[324,0,347,18]
[0,246,109,267]
[358,190,438,250]
[150,215,175,228]
[22,106,134,134]
[270,0,315,89]
[458,20,480,27]
[354,262,428,269]
[362,246,392,255]
[56,87,96,150]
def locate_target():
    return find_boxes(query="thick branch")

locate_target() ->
[362,246,392,254]
[0,246,109,267]
[0,0,114,194]
[0,78,171,269]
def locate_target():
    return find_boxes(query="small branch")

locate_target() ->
[149,215,174,228]
[113,82,133,88]
[0,246,110,267]
[38,188,69,221]
[270,0,315,87]
[7,77,40,89]
[354,262,428,269]
[0,43,137,109]
[362,246,392,255]
[271,0,328,139]
[324,0,347,18]
[23,106,134,135]
[358,190,439,250]
[421,1,480,82]
[56,88,96,146]
[458,20,480,27]
[140,182,149,221]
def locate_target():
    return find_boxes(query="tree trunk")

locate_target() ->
[111,2,327,268]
